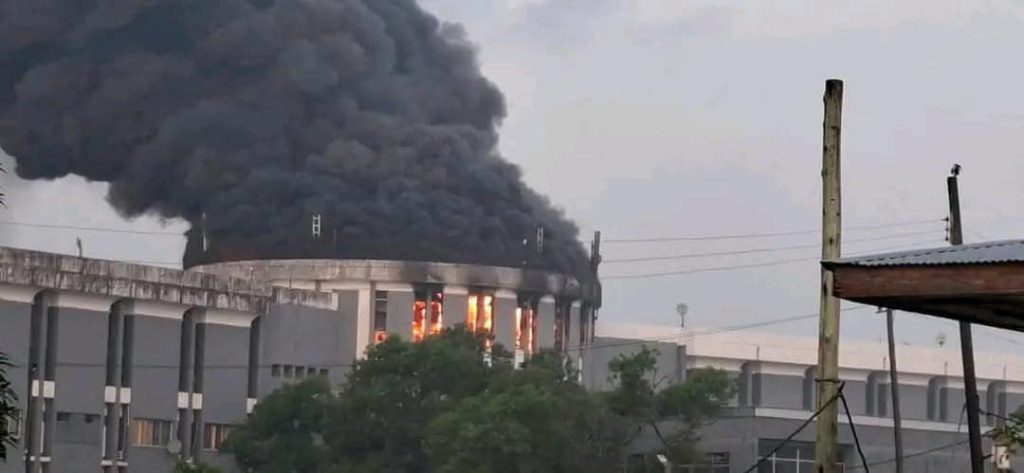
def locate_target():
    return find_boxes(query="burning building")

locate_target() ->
[193,245,601,366]
[0,0,602,348]
[0,1,602,470]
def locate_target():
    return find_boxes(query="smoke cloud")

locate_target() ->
[0,0,591,277]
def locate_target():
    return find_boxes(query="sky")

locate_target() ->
[3,0,1024,354]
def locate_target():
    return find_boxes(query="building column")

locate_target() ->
[176,309,197,462]
[102,301,126,473]
[40,302,58,473]
[384,285,415,341]
[190,321,207,462]
[117,312,135,472]
[536,296,556,351]
[442,286,469,330]
[494,290,518,356]
[24,291,51,473]
[247,317,262,415]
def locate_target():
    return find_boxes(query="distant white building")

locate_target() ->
[590,322,1024,473]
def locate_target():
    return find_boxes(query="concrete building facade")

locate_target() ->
[593,322,1024,473]
[0,247,597,472]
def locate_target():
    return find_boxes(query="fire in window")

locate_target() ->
[466,293,495,336]
[516,298,538,354]
[413,289,444,342]
[374,290,388,344]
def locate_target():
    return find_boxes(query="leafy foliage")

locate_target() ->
[991,406,1024,451]
[224,377,332,473]
[1,351,17,461]
[425,351,622,473]
[606,346,736,465]
[226,331,732,473]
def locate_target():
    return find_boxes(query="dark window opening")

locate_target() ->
[374,290,388,343]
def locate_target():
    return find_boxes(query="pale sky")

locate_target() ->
[4,0,1024,354]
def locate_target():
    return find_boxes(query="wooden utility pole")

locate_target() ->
[948,167,985,473]
[815,79,843,473]
[884,308,905,473]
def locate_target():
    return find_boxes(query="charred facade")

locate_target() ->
[194,258,601,363]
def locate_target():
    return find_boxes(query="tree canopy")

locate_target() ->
[1,350,17,461]
[225,328,733,473]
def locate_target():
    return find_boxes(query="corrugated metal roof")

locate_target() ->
[829,239,1024,267]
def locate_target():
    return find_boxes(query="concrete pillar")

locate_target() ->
[247,317,262,414]
[385,286,415,341]
[354,286,371,358]
[24,291,49,473]
[177,309,197,462]
[442,286,469,330]
[494,290,518,353]
[565,301,581,367]
[191,321,207,462]
[103,302,124,472]
[536,296,556,350]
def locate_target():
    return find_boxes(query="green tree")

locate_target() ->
[227,334,733,473]
[606,347,735,466]
[224,377,333,473]
[1,163,14,461]
[1,350,17,461]
[173,461,224,473]
[226,328,509,473]
[425,350,622,473]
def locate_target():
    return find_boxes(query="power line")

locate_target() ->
[742,383,846,473]
[603,230,939,264]
[840,391,871,473]
[0,220,184,236]
[847,439,971,470]
[603,219,940,244]
[602,240,944,280]
[567,306,871,352]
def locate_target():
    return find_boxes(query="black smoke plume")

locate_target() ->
[0,0,592,277]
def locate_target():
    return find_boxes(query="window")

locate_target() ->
[131,418,173,447]
[758,440,844,473]
[554,304,568,351]
[295,366,306,378]
[271,364,282,377]
[412,289,444,342]
[203,423,234,451]
[413,298,427,343]
[56,412,71,422]
[283,365,294,378]
[374,290,388,343]
[467,293,496,350]
[319,368,329,377]
[678,452,731,473]
[516,299,538,354]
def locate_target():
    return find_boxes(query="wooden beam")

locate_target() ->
[832,264,1024,299]
[839,297,1024,332]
